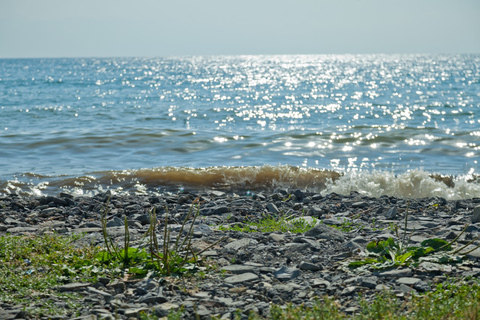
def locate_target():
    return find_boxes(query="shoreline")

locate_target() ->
[1,190,480,319]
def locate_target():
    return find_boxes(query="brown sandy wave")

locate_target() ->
[1,166,478,199]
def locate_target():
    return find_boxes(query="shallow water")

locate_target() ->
[1,55,479,198]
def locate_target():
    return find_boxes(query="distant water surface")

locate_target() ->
[1,55,479,198]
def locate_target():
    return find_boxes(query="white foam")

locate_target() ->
[322,169,480,200]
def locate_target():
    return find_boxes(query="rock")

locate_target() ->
[385,206,397,219]
[224,238,256,251]
[269,233,286,242]
[397,283,416,294]
[106,217,123,227]
[322,217,352,226]
[309,206,324,216]
[352,202,367,208]
[57,282,90,292]
[2,191,480,319]
[273,282,301,292]
[212,206,229,215]
[293,190,305,200]
[413,281,432,292]
[376,268,413,278]
[266,203,279,213]
[341,286,359,296]
[222,265,258,274]
[224,272,259,284]
[418,261,453,273]
[71,315,97,320]
[396,277,421,285]
[304,224,345,242]
[298,261,322,271]
[356,277,378,289]
[87,287,113,303]
[138,293,168,304]
[375,284,390,291]
[274,266,300,281]
[472,206,480,223]
[5,226,37,233]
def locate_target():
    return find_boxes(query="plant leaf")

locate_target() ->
[348,258,378,268]
[421,238,451,251]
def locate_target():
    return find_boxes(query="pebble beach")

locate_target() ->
[1,188,480,319]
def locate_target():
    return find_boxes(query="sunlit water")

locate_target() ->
[1,55,479,198]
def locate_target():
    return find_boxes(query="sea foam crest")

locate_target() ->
[322,169,480,200]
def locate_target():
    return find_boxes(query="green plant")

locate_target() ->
[348,203,480,270]
[218,212,318,234]
[0,233,101,317]
[97,198,225,277]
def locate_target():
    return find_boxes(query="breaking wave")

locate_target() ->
[1,166,479,200]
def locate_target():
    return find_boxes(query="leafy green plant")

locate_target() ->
[349,203,480,270]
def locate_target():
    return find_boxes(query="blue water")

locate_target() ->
[1,54,479,197]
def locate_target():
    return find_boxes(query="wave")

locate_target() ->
[1,166,479,200]
[322,170,480,200]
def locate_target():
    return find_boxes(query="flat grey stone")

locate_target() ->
[269,233,286,242]
[212,206,229,214]
[273,283,301,292]
[304,223,345,242]
[139,293,168,304]
[284,242,310,252]
[222,265,257,274]
[414,281,432,292]
[312,279,333,289]
[459,245,480,258]
[266,203,279,213]
[71,315,97,320]
[215,297,234,306]
[87,287,113,302]
[376,268,413,278]
[73,227,102,234]
[375,284,390,291]
[341,286,358,296]
[5,226,37,233]
[472,206,480,223]
[418,261,453,273]
[397,283,416,294]
[106,217,123,227]
[352,202,368,208]
[409,235,428,243]
[200,250,218,256]
[155,302,179,312]
[385,206,397,219]
[57,282,90,292]
[274,266,300,281]
[357,276,378,289]
[224,238,255,251]
[224,272,258,284]
[396,277,421,285]
[297,237,321,250]
[299,261,322,271]
[322,217,352,226]
[192,291,210,299]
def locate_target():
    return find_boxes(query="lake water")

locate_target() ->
[1,54,479,199]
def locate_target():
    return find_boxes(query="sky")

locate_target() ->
[0,0,479,58]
